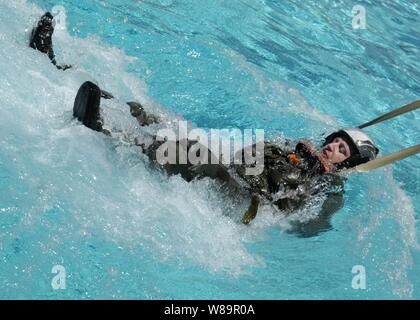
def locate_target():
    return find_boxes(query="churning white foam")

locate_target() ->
[0,0,262,275]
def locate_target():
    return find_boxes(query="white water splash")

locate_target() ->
[0,0,261,276]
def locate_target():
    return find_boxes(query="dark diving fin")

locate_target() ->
[73,81,103,132]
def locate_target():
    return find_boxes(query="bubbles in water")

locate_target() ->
[51,5,67,31]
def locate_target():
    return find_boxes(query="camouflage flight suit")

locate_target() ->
[73,82,345,237]
[139,121,345,237]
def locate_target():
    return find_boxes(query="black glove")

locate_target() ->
[56,64,72,71]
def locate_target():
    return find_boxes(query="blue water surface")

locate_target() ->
[1,0,419,299]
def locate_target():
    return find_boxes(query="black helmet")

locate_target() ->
[323,128,379,169]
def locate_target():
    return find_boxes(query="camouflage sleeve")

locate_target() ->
[284,174,345,237]
[272,172,343,209]
[287,192,344,237]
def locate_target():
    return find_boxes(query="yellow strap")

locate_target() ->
[242,196,260,225]
[358,100,420,129]
[345,144,420,174]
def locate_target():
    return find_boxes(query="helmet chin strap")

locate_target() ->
[294,142,332,175]
[334,154,367,171]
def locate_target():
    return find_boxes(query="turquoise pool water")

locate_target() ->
[0,0,419,299]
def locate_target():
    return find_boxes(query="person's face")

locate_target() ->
[319,137,351,165]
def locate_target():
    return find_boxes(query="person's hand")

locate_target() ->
[100,90,114,99]
[57,64,72,71]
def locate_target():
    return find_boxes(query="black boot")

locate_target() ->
[30,12,72,71]
[73,81,103,132]
[30,12,54,54]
